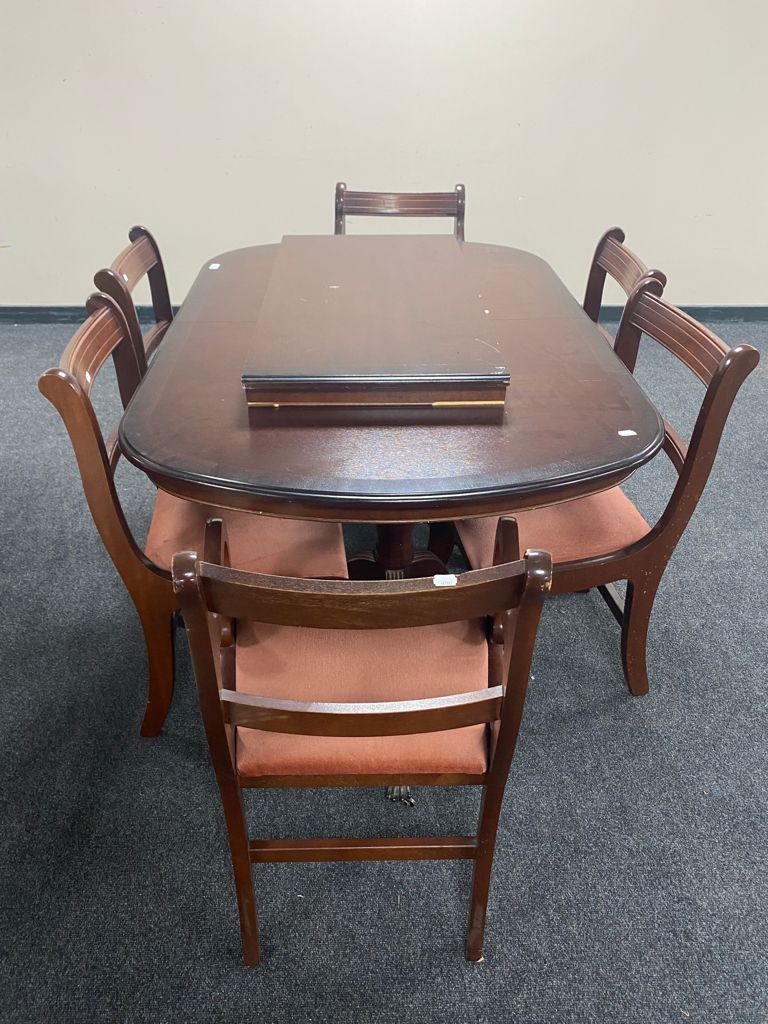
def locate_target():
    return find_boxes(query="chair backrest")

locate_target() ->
[614,290,759,555]
[94,225,173,375]
[334,183,466,241]
[37,292,161,589]
[583,227,666,323]
[173,539,550,751]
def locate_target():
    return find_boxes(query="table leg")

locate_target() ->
[347,523,448,580]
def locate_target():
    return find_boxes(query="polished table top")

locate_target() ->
[119,238,664,522]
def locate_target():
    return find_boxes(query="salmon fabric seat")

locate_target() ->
[235,619,490,778]
[457,487,650,570]
[145,489,348,578]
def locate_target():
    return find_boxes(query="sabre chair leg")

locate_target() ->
[231,852,260,966]
[620,577,660,697]
[220,785,260,966]
[137,598,177,737]
[465,793,503,962]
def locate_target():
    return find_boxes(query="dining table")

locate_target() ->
[118,235,665,578]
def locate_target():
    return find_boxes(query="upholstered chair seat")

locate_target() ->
[457,487,650,570]
[145,489,348,578]
[235,619,489,778]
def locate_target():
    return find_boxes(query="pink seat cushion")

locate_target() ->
[235,620,490,778]
[144,490,348,578]
[457,487,650,569]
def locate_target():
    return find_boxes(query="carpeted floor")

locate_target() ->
[1,319,766,1023]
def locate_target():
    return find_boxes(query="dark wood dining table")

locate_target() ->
[119,237,664,577]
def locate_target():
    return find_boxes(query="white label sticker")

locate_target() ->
[432,574,458,587]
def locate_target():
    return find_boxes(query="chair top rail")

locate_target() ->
[632,291,731,386]
[596,236,650,294]
[341,191,462,216]
[110,234,159,293]
[57,296,138,400]
[192,553,550,629]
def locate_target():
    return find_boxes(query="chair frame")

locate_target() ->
[38,292,179,736]
[334,182,466,241]
[468,284,759,697]
[173,518,551,966]
[94,225,173,375]
[583,226,667,329]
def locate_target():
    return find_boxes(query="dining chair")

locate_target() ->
[94,225,174,375]
[173,517,551,965]
[583,227,667,343]
[423,228,664,568]
[334,183,466,241]
[38,293,348,738]
[454,289,759,696]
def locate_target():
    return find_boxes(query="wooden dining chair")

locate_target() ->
[173,518,551,965]
[334,183,466,241]
[583,227,667,343]
[455,290,759,696]
[38,293,349,737]
[94,225,174,375]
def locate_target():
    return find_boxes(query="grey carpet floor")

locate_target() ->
[1,320,766,1024]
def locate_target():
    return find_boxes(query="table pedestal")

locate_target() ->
[347,523,447,580]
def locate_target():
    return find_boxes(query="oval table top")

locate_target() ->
[119,240,664,522]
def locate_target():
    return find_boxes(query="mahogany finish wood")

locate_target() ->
[173,518,551,965]
[94,225,174,373]
[241,236,509,408]
[249,836,477,863]
[38,293,177,737]
[348,521,449,580]
[335,182,466,241]
[221,686,505,736]
[583,226,667,332]
[119,241,665,523]
[458,287,760,696]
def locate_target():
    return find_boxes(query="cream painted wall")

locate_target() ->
[2,0,766,306]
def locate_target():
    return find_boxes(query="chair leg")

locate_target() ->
[465,792,503,961]
[231,850,260,966]
[220,788,260,966]
[620,577,659,697]
[136,599,176,737]
[466,848,494,961]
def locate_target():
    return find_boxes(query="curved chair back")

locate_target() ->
[334,183,466,241]
[37,293,164,591]
[583,226,666,324]
[94,225,173,374]
[614,290,759,560]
